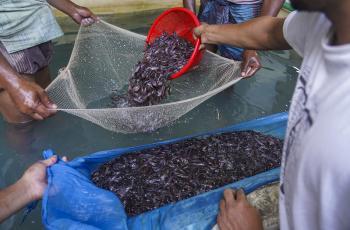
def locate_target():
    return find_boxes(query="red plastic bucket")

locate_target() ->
[146,7,204,80]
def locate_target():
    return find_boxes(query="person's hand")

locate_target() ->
[19,156,68,201]
[194,23,212,50]
[69,4,99,26]
[20,156,57,202]
[6,78,57,120]
[241,50,261,78]
[217,189,263,230]
[0,156,67,222]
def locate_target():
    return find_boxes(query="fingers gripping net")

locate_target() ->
[46,21,242,133]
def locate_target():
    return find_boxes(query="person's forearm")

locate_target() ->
[47,0,97,26]
[0,178,34,223]
[46,0,76,16]
[183,0,196,13]
[202,16,290,50]
[0,53,21,91]
[243,0,284,55]
[260,0,285,17]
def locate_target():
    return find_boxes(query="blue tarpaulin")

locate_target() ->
[42,112,287,230]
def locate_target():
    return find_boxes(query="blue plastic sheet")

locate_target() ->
[42,112,287,230]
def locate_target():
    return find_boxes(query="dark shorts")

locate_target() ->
[0,41,53,75]
[198,0,262,60]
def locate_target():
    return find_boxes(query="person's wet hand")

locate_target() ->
[70,4,99,26]
[194,23,211,50]
[20,156,56,201]
[7,79,57,121]
[217,189,263,230]
[241,50,261,78]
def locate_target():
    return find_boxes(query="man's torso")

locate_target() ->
[280,11,350,230]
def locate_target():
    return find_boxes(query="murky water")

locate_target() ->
[0,10,300,230]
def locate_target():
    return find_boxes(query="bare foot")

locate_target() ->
[217,189,263,230]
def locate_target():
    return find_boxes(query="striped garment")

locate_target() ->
[0,41,53,75]
[198,0,262,60]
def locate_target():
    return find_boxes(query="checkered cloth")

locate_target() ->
[198,0,262,60]
[0,41,53,75]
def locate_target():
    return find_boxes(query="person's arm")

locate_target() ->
[0,156,58,222]
[241,0,285,77]
[47,0,98,26]
[0,53,57,120]
[194,16,290,51]
[183,0,196,14]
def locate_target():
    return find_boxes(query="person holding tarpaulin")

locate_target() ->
[0,155,67,223]
[194,0,350,229]
[183,0,285,78]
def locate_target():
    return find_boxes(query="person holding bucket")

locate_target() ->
[183,0,285,78]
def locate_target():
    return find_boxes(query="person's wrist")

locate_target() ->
[243,50,257,57]
[1,74,22,91]
[206,25,220,44]
[15,177,37,203]
[64,1,79,18]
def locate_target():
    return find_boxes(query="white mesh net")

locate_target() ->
[46,21,242,133]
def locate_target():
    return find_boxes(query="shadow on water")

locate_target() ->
[0,10,301,230]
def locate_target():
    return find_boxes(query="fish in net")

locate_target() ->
[46,21,242,133]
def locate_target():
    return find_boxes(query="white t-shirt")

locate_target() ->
[280,11,350,230]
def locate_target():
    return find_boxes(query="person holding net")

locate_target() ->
[194,0,350,229]
[183,0,285,78]
[0,0,98,124]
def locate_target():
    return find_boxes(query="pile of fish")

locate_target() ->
[91,131,283,216]
[111,32,194,107]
